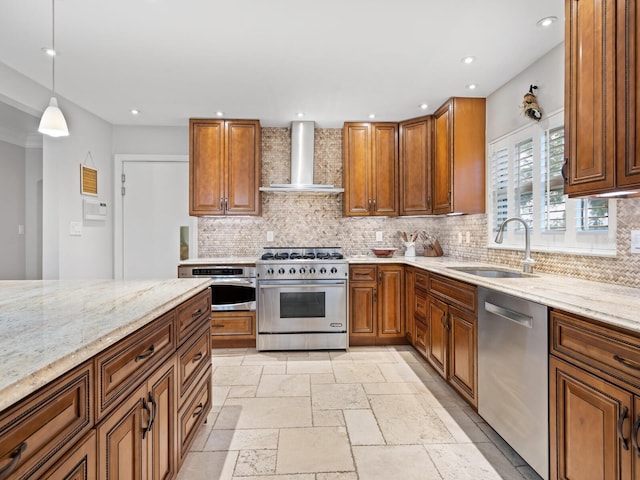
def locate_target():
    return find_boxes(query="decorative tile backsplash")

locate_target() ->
[199,127,640,288]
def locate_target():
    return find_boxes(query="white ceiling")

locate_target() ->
[0,0,564,128]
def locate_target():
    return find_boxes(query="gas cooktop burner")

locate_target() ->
[258,247,345,262]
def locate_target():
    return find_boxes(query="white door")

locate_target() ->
[119,157,195,279]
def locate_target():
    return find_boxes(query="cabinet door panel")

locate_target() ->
[449,307,477,407]
[634,396,640,480]
[377,266,404,337]
[225,120,261,215]
[618,0,640,187]
[349,284,376,336]
[343,123,372,216]
[147,360,177,480]
[565,0,616,194]
[371,123,398,215]
[550,356,633,480]
[400,117,432,215]
[427,296,448,378]
[41,430,97,480]
[189,120,225,215]
[432,103,452,213]
[405,268,415,344]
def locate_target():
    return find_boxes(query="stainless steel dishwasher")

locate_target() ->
[478,287,549,480]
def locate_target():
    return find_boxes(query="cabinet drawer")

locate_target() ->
[428,274,477,314]
[415,271,428,291]
[350,266,376,282]
[178,324,211,401]
[0,362,93,480]
[211,312,255,336]
[178,366,212,466]
[415,319,427,352]
[551,309,640,390]
[415,290,428,320]
[96,311,175,419]
[177,288,211,343]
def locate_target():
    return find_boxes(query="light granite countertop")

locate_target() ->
[0,278,211,413]
[349,255,640,335]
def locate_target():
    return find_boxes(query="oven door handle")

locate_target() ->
[259,282,345,288]
[210,279,256,286]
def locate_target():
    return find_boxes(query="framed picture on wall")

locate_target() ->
[80,164,98,196]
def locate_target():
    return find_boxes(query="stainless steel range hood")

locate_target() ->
[259,121,344,194]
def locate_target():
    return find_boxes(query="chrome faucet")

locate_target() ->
[494,217,536,273]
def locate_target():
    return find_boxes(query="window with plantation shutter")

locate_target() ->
[487,109,616,256]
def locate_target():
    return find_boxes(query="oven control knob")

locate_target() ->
[267,268,274,275]
[331,267,338,274]
[299,267,306,274]
[289,268,296,274]
[278,268,285,275]
[320,267,327,274]
[309,267,316,274]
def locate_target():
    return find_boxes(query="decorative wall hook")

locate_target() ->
[521,84,542,121]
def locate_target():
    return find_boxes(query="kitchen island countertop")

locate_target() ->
[349,255,640,335]
[0,278,211,412]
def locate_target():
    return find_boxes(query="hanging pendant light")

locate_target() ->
[39,0,69,137]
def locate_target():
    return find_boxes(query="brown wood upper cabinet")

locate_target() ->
[432,97,486,214]
[343,122,399,216]
[564,0,640,196]
[189,119,261,216]
[399,116,432,215]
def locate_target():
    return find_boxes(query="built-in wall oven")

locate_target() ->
[178,265,256,312]
[256,247,348,351]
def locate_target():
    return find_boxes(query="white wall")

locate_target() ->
[486,42,564,141]
[0,62,114,279]
[0,140,26,279]
[112,126,188,154]
[25,146,43,279]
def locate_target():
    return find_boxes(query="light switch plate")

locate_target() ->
[69,221,83,236]
[267,231,274,242]
[375,231,383,242]
[631,230,640,254]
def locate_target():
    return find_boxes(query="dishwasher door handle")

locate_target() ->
[484,301,533,328]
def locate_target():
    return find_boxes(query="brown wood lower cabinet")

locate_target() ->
[550,308,640,480]
[98,357,177,480]
[0,288,212,480]
[211,311,256,348]
[348,264,405,346]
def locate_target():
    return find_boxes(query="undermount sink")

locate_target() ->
[448,266,536,278]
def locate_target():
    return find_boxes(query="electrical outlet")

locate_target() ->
[465,231,471,244]
[376,231,383,242]
[267,231,274,242]
[631,230,640,254]
[69,221,82,236]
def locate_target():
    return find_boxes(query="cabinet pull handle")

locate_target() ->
[440,312,446,326]
[219,197,224,212]
[633,414,640,457]
[368,199,373,212]
[192,403,204,418]
[373,288,377,303]
[378,271,382,283]
[135,344,155,362]
[613,354,640,371]
[148,392,157,433]
[0,442,27,479]
[192,308,203,318]
[192,352,204,363]
[618,405,630,451]
[141,398,152,439]
[225,198,229,212]
[372,198,376,211]
[562,158,568,184]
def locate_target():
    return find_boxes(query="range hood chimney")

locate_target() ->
[259,121,344,194]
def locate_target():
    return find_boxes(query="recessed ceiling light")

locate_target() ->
[466,84,478,90]
[461,56,476,64]
[41,47,56,56]
[537,16,557,27]
[216,111,224,117]
[368,113,376,119]
[296,112,305,118]
[419,103,429,110]
[130,109,140,115]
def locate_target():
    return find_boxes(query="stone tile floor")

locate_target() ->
[177,346,543,480]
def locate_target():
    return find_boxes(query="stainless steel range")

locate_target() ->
[256,247,348,351]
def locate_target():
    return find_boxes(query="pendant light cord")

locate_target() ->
[51,0,56,95]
